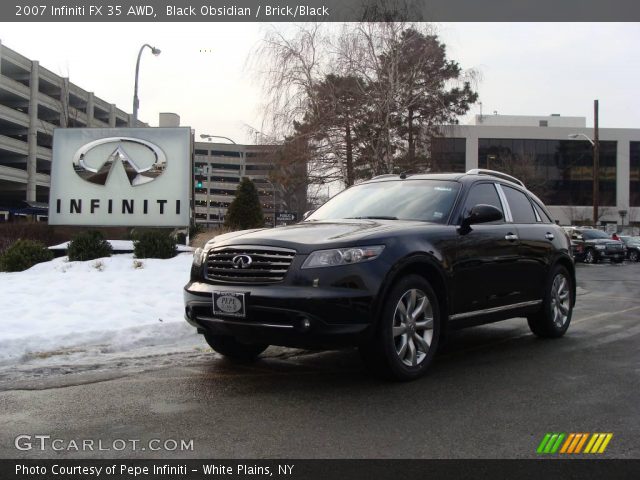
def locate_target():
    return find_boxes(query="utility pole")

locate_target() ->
[593,99,600,226]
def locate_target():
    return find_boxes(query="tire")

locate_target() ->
[629,251,639,262]
[527,265,574,338]
[583,249,596,264]
[360,274,440,381]
[203,333,268,362]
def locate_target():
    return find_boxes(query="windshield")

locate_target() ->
[581,230,611,240]
[307,180,461,224]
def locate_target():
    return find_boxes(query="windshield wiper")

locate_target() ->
[346,216,398,220]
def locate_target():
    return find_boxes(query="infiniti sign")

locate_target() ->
[73,137,167,186]
[49,128,190,227]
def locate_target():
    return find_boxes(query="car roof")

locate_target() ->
[364,171,529,191]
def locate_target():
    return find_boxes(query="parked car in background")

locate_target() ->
[620,236,640,262]
[185,169,576,381]
[564,227,626,264]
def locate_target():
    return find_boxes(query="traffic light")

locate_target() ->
[197,181,203,188]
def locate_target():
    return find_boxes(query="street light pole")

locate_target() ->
[132,44,161,127]
[200,134,237,144]
[568,104,600,227]
[593,99,600,226]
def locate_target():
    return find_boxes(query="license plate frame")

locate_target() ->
[212,291,247,318]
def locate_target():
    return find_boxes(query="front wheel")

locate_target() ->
[204,333,268,362]
[583,249,597,264]
[360,274,440,381]
[630,250,639,262]
[527,265,574,338]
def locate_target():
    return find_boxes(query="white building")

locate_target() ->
[194,142,300,227]
[0,41,141,213]
[433,114,639,226]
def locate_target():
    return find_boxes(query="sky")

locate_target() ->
[1,22,638,144]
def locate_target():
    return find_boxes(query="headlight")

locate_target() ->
[595,245,606,250]
[301,245,385,269]
[193,248,206,266]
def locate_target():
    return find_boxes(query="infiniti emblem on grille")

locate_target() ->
[232,255,253,269]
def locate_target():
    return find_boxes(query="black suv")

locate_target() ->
[185,169,576,380]
[565,228,625,264]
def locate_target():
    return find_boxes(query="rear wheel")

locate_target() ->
[203,333,268,362]
[527,265,574,338]
[360,275,440,381]
[629,250,638,262]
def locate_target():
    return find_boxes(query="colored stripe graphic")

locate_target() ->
[537,433,565,454]
[584,433,613,454]
[539,433,613,454]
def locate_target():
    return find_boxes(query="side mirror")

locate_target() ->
[461,204,503,229]
[302,210,315,221]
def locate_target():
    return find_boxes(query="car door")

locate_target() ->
[452,182,524,315]
[498,184,555,303]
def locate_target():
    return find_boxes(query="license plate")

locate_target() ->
[212,292,246,318]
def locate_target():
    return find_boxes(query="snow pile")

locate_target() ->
[0,253,197,363]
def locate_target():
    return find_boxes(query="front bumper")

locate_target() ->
[184,281,375,348]
[595,249,625,261]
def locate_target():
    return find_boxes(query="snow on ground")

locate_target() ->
[0,252,199,364]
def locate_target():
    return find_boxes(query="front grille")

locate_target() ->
[206,245,296,284]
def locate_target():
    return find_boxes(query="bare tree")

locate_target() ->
[250,22,478,190]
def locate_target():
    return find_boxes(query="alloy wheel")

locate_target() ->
[630,251,638,262]
[392,289,434,367]
[550,273,570,329]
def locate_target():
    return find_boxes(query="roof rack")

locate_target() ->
[466,169,525,188]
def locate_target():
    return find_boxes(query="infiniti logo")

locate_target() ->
[72,137,167,186]
[232,255,253,269]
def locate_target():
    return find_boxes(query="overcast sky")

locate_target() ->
[1,22,638,144]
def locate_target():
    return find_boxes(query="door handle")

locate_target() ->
[545,232,555,241]
[505,233,518,241]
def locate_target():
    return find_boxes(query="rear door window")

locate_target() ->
[502,185,537,224]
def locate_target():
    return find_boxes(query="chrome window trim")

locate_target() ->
[450,299,542,321]
[494,183,514,223]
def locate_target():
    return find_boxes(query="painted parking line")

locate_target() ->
[572,305,640,324]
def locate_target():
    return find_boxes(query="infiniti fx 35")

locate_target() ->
[184,169,576,380]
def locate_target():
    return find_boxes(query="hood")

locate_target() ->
[208,219,430,253]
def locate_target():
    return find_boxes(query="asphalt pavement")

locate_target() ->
[1,261,639,459]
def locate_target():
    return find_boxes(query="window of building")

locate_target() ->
[195,149,208,155]
[210,189,236,196]
[210,176,240,183]
[210,163,241,171]
[429,137,466,173]
[501,185,537,223]
[539,120,548,127]
[246,164,274,171]
[631,142,640,207]
[211,150,241,158]
[478,138,617,206]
